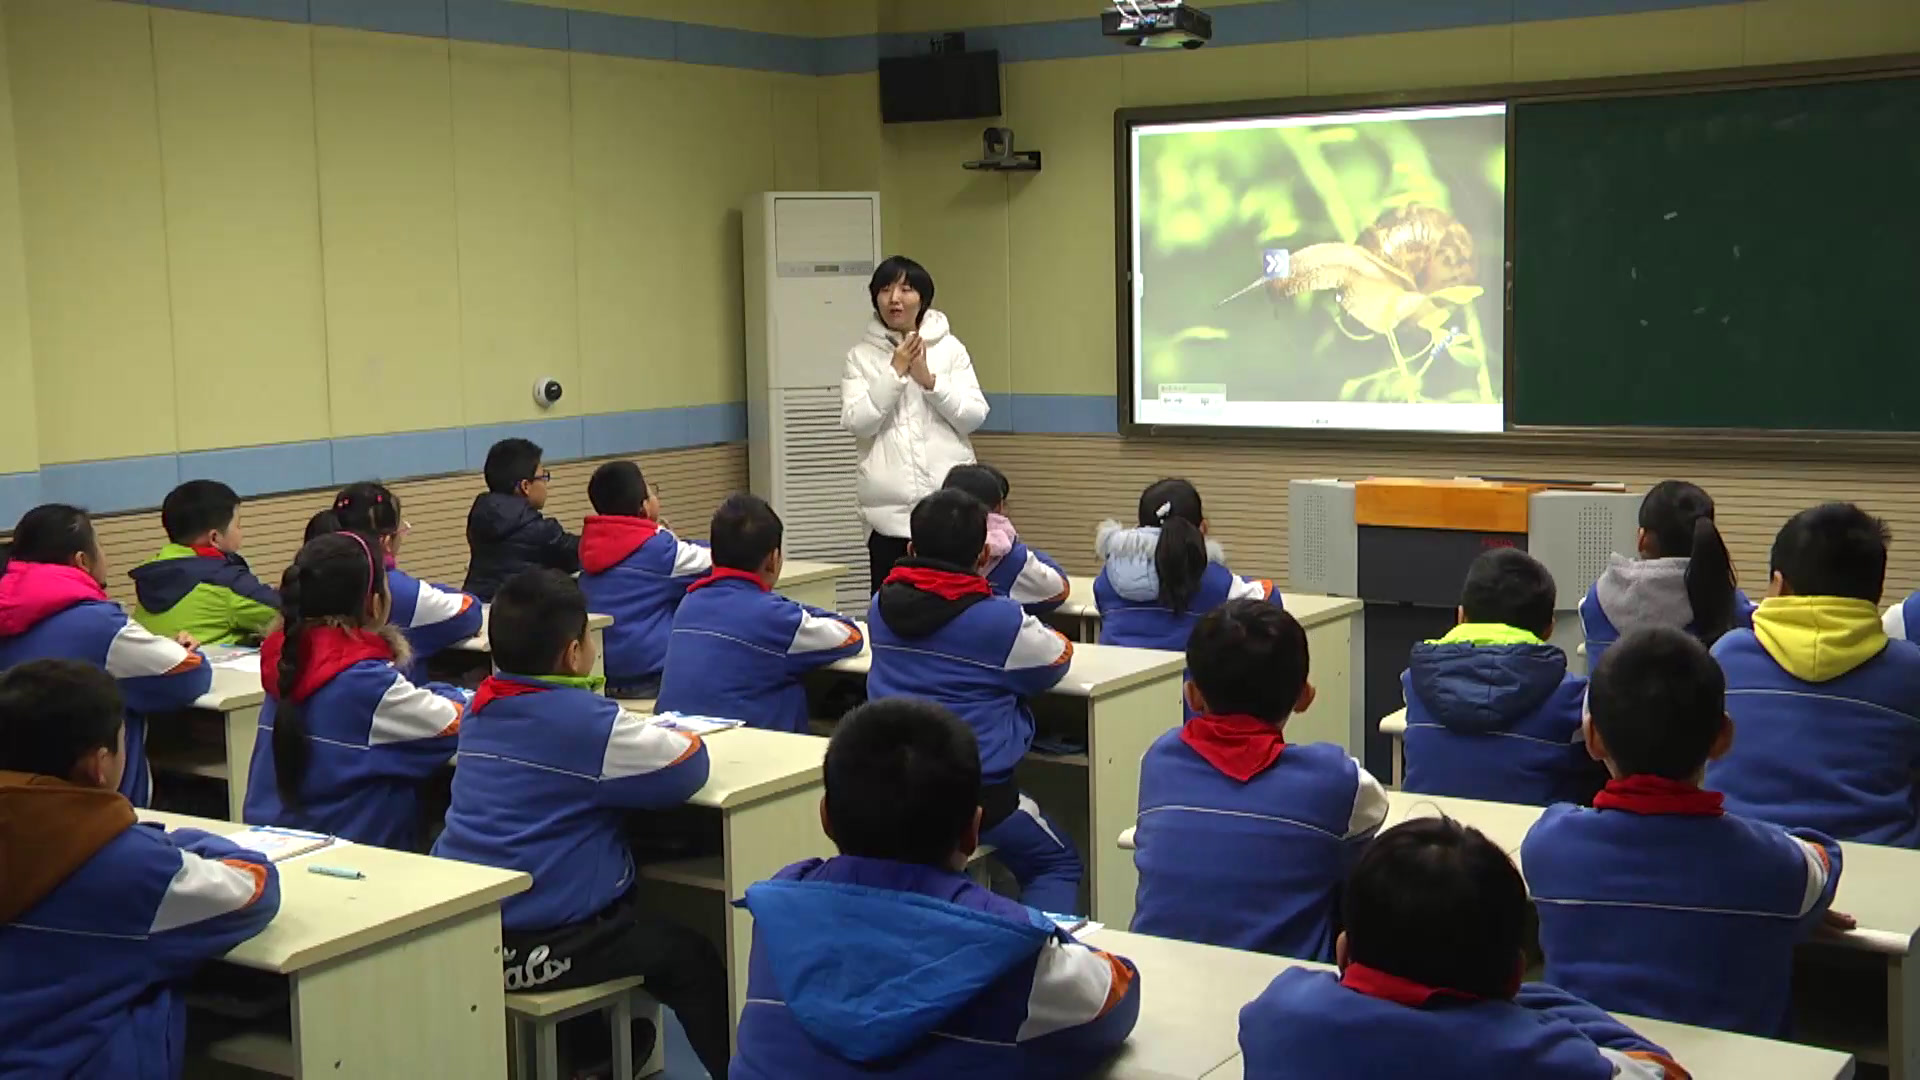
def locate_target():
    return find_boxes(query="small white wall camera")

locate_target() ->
[532,377,564,409]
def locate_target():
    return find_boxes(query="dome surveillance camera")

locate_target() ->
[532,377,564,409]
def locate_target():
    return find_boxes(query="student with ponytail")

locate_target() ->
[1094,478,1275,651]
[243,532,469,850]
[0,504,211,806]
[1581,481,1751,673]
[307,483,481,681]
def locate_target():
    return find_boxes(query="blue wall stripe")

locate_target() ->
[41,456,182,518]
[107,0,1746,74]
[1008,395,1119,436]
[180,440,336,499]
[581,403,746,457]
[332,429,470,485]
[979,393,1015,434]
[311,0,447,38]
[566,9,674,61]
[446,0,568,50]
[0,473,42,533]
[462,416,585,471]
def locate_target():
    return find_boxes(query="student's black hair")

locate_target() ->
[1187,598,1309,722]
[1,504,96,571]
[1342,817,1528,1000]
[588,460,649,518]
[1139,478,1208,614]
[483,438,546,496]
[162,479,241,543]
[489,569,589,677]
[1589,626,1727,780]
[710,494,784,572]
[868,256,936,328]
[909,488,988,569]
[824,697,981,866]
[1639,480,1738,644]
[1771,502,1891,603]
[273,531,389,809]
[943,464,1006,513]
[1459,547,1557,638]
[0,659,125,780]
[307,482,403,542]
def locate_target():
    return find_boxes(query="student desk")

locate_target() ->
[1082,928,1856,1080]
[1379,707,1407,786]
[628,728,834,1032]
[1384,791,1920,1078]
[138,809,529,1079]
[775,557,848,611]
[816,629,1186,925]
[449,607,615,677]
[146,664,268,823]
[1045,582,1367,759]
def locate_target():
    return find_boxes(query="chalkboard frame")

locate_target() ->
[1112,51,1920,460]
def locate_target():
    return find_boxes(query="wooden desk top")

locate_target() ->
[824,622,1185,699]
[777,559,846,588]
[685,727,825,810]
[1385,791,1920,956]
[195,663,267,712]
[137,810,529,974]
[1057,580,1362,630]
[1088,929,1853,1080]
[452,605,614,654]
[1380,707,1407,736]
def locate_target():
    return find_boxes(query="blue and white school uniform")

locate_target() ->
[1092,522,1273,651]
[385,563,482,682]
[578,514,711,693]
[1579,554,1754,674]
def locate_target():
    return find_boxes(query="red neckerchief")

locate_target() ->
[687,567,770,593]
[191,545,227,560]
[1592,775,1725,817]
[261,626,395,702]
[1180,713,1286,782]
[471,675,550,714]
[578,515,662,574]
[884,565,991,601]
[1340,962,1485,1007]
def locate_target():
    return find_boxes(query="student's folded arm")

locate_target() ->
[106,619,214,711]
[363,675,464,778]
[1226,573,1275,603]
[1003,616,1074,696]
[1788,828,1844,934]
[531,518,582,573]
[146,838,281,979]
[782,604,865,672]
[669,536,714,582]
[1018,939,1141,1072]
[1515,984,1688,1080]
[1343,764,1391,844]
[841,353,905,440]
[402,582,484,656]
[1885,602,1907,641]
[1011,549,1072,614]
[926,345,990,435]
[597,709,710,809]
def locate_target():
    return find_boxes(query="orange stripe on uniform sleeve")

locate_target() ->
[1051,633,1074,667]
[1257,580,1275,599]
[1097,952,1136,1016]
[843,623,864,648]
[457,596,477,613]
[1625,1051,1689,1080]
[435,702,465,737]
[668,732,705,766]
[167,652,206,675]
[218,858,271,906]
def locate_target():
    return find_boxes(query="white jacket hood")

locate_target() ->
[1096,520,1226,602]
[841,308,989,539]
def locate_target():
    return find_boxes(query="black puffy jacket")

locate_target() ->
[462,493,581,601]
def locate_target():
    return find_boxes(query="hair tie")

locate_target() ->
[1155,501,1173,522]
[337,531,380,595]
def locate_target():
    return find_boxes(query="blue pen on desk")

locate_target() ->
[307,865,365,880]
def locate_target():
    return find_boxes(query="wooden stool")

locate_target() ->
[505,977,665,1080]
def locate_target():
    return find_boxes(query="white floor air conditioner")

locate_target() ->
[743,192,882,613]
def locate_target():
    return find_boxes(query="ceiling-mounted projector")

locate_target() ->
[1101,1,1212,49]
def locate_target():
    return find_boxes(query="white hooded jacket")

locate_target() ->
[841,309,991,537]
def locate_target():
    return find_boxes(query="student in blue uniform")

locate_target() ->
[943,463,1071,615]
[733,698,1139,1079]
[431,569,729,1079]
[0,504,211,807]
[306,482,482,683]
[0,659,280,1080]
[1240,816,1686,1080]
[1133,597,1387,960]
[1525,626,1850,1037]
[578,460,712,699]
[867,488,1083,913]
[1581,480,1749,673]
[1402,547,1601,806]
[1709,503,1920,845]
[1094,478,1273,651]
[654,494,863,732]
[244,531,469,850]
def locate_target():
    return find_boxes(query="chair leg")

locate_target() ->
[534,1019,561,1080]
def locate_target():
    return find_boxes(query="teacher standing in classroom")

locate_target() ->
[841,255,991,593]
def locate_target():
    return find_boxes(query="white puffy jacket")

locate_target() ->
[840,309,991,538]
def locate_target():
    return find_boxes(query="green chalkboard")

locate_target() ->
[1510,71,1920,432]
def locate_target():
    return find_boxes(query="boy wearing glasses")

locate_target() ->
[463,438,581,601]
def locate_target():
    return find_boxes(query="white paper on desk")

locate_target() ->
[648,712,745,736]
[211,653,262,675]
[224,826,337,863]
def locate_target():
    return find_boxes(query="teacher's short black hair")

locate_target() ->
[869,256,935,325]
